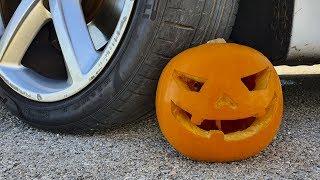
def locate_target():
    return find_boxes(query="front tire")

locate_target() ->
[0,0,239,131]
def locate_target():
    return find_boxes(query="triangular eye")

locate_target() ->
[173,70,206,92]
[241,68,270,91]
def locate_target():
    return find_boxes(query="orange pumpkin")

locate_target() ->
[156,43,283,162]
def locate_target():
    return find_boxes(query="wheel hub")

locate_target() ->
[0,0,134,102]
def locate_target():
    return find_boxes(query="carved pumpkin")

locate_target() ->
[156,43,283,162]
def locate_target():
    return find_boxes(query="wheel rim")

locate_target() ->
[0,0,134,102]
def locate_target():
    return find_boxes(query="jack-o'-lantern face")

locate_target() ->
[156,43,283,162]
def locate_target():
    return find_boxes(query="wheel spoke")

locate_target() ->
[0,0,134,102]
[49,0,100,83]
[87,22,109,50]
[0,0,50,67]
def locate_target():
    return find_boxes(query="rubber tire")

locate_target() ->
[230,0,294,65]
[0,0,239,132]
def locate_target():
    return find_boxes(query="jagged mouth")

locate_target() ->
[171,94,277,141]
[197,117,256,134]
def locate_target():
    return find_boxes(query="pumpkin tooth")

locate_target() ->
[215,120,222,131]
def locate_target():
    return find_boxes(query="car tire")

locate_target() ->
[0,0,239,131]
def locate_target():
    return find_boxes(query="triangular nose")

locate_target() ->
[215,94,238,110]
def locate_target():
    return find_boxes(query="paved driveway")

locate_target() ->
[0,76,319,179]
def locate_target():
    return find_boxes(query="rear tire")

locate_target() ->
[0,0,239,131]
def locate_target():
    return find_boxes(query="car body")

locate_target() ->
[232,0,320,66]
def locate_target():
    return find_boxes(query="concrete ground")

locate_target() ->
[0,76,319,179]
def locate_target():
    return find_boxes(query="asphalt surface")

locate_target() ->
[0,76,319,179]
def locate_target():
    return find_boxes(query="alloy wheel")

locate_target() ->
[0,0,134,102]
